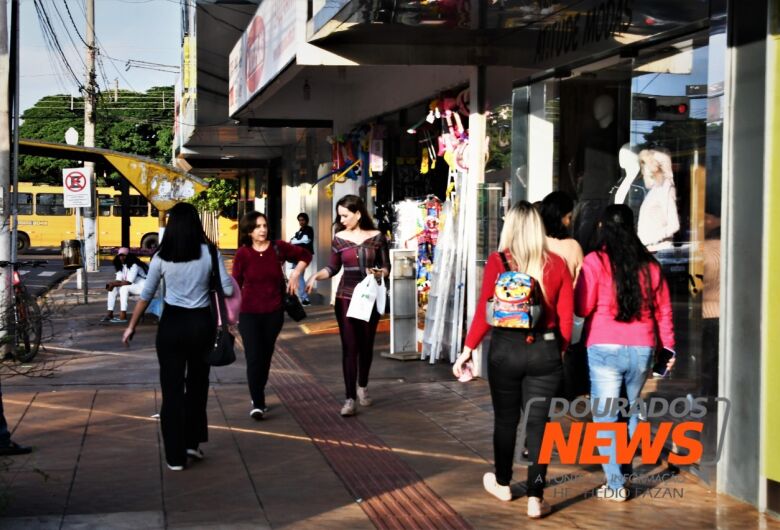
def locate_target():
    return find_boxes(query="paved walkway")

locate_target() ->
[0,268,778,528]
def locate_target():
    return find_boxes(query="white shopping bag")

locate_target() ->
[346,275,378,322]
[375,276,387,315]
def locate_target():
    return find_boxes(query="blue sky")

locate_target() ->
[17,0,181,112]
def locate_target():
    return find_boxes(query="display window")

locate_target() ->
[510,31,725,479]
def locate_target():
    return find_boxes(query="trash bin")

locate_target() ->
[61,239,83,270]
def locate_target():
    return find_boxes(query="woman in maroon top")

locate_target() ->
[232,212,311,420]
[306,195,390,417]
[453,201,572,519]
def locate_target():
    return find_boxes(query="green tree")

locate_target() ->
[189,178,238,215]
[20,86,175,185]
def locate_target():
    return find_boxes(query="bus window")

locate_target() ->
[221,203,238,220]
[151,204,159,217]
[98,194,113,216]
[36,193,70,216]
[17,193,33,215]
[113,195,150,217]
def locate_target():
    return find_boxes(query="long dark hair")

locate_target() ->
[112,253,148,275]
[239,211,268,247]
[596,205,659,322]
[540,191,574,239]
[333,194,376,232]
[157,202,209,262]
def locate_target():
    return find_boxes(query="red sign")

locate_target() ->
[65,171,87,192]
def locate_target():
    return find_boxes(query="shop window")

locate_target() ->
[17,193,32,215]
[511,32,725,477]
[36,193,70,216]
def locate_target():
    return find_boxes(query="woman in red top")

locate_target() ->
[453,201,573,519]
[232,212,311,420]
[306,195,390,417]
[574,204,675,501]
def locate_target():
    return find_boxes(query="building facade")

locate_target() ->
[175,0,779,515]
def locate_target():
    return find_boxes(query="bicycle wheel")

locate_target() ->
[13,291,42,363]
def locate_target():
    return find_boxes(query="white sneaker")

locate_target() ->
[166,463,184,471]
[340,399,356,416]
[186,448,204,460]
[250,407,267,420]
[527,496,551,518]
[357,386,373,407]
[595,484,629,502]
[482,472,512,501]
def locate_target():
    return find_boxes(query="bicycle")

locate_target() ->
[0,260,45,363]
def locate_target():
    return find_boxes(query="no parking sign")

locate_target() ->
[62,167,93,207]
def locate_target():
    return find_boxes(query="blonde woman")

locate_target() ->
[637,149,680,251]
[453,201,573,519]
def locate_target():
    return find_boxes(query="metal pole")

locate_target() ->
[9,0,20,358]
[83,0,98,273]
[0,0,12,358]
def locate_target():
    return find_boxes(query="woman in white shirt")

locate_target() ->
[102,248,147,323]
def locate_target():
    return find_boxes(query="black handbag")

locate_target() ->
[272,242,307,322]
[205,245,236,366]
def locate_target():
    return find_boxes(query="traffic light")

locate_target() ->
[632,95,690,121]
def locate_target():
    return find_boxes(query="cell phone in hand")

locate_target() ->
[652,348,676,378]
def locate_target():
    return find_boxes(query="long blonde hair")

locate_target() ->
[498,201,548,295]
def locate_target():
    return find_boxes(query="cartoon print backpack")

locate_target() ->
[485,251,543,329]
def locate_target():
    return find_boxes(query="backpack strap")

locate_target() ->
[499,251,512,272]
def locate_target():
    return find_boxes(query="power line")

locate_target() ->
[32,0,84,91]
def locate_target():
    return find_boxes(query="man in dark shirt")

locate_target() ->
[290,213,314,305]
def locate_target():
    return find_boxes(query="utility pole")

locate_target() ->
[83,0,98,272]
[0,0,11,356]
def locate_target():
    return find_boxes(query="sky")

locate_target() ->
[16,0,181,114]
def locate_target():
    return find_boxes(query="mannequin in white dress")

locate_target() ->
[637,149,680,251]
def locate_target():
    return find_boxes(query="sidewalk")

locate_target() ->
[0,271,778,529]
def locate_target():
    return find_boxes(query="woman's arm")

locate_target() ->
[139,256,162,302]
[278,241,312,295]
[216,249,234,296]
[574,253,600,318]
[307,244,341,292]
[369,234,391,279]
[463,252,502,350]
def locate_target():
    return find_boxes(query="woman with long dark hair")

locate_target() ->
[122,203,233,471]
[453,201,573,519]
[540,191,583,284]
[575,204,675,500]
[306,195,389,417]
[233,211,311,420]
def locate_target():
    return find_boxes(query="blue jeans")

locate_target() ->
[588,344,653,489]
[298,271,308,302]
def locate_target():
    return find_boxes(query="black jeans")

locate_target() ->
[156,304,215,467]
[487,328,563,498]
[238,310,284,409]
[0,379,10,447]
[334,298,380,399]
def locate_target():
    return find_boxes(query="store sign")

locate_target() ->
[229,0,298,115]
[534,0,632,64]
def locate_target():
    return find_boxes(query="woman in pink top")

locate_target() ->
[575,205,675,501]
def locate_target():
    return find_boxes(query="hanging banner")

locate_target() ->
[63,167,93,208]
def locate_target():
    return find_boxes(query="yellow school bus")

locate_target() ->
[15,183,238,251]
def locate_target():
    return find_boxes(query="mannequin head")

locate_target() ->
[593,94,615,128]
[618,143,640,178]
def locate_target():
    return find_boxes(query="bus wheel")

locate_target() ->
[17,232,30,253]
[141,233,158,250]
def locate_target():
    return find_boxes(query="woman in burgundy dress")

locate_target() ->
[307,195,390,416]
[233,211,311,420]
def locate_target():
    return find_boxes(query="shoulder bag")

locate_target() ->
[272,242,307,322]
[205,245,236,366]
